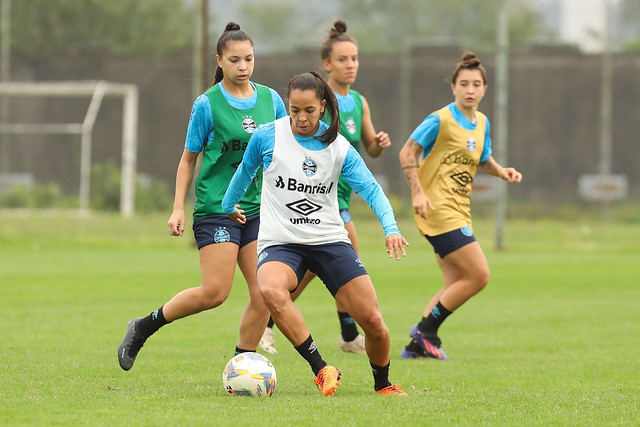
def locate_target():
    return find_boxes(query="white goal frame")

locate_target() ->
[0,80,138,216]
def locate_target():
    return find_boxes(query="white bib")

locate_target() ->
[258,117,350,253]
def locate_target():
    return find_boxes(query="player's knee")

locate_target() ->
[199,287,229,309]
[359,311,388,339]
[474,267,490,291]
[258,282,288,311]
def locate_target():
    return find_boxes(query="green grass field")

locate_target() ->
[1,208,638,425]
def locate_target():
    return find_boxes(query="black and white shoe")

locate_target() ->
[118,317,146,371]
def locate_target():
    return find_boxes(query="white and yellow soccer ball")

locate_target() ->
[222,352,277,397]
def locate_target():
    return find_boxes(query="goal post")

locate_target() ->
[0,80,139,216]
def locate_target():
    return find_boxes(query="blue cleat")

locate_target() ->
[409,324,448,360]
[401,346,427,359]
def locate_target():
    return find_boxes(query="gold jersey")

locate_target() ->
[415,105,487,236]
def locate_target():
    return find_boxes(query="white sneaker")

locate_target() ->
[259,327,278,354]
[339,334,366,354]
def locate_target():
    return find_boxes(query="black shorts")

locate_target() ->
[425,226,476,258]
[193,214,260,249]
[256,242,368,296]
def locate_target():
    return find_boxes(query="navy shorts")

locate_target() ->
[425,226,476,258]
[193,214,260,249]
[257,242,368,296]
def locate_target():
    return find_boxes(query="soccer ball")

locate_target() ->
[222,352,277,397]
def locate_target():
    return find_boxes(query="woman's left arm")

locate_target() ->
[360,95,391,158]
[479,156,523,184]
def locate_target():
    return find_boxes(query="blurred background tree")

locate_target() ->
[11,0,196,54]
[338,0,551,52]
[618,0,640,51]
[221,0,554,54]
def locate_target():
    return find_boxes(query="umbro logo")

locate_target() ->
[450,171,473,187]
[308,341,317,353]
[286,198,322,216]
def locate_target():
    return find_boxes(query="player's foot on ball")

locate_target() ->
[259,327,278,354]
[118,317,147,371]
[339,333,366,354]
[400,339,429,359]
[376,384,408,396]
[409,323,448,360]
[314,365,341,396]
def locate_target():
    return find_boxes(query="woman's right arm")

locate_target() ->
[168,149,199,236]
[168,95,211,236]
[398,138,434,220]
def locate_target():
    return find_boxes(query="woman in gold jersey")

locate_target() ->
[398,52,522,360]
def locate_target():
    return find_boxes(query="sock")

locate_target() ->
[235,346,253,355]
[370,361,391,391]
[267,316,274,329]
[337,311,359,342]
[294,335,327,376]
[417,301,452,337]
[137,306,169,339]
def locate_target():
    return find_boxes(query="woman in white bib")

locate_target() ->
[223,72,408,396]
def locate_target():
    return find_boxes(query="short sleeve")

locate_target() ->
[480,116,492,164]
[270,88,287,119]
[409,113,440,156]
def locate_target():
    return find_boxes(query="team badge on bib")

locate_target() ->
[214,227,231,243]
[302,157,318,177]
[242,116,257,134]
[345,118,357,135]
[466,137,476,152]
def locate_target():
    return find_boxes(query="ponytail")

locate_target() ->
[287,71,340,144]
[213,22,254,85]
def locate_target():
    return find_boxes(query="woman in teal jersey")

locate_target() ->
[117,22,287,371]
[259,20,392,355]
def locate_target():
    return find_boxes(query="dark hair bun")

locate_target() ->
[461,51,481,67]
[225,22,240,32]
[330,19,347,37]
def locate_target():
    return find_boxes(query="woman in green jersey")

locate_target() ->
[259,19,392,355]
[117,22,287,371]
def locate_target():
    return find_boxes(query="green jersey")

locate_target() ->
[323,89,364,210]
[193,83,275,219]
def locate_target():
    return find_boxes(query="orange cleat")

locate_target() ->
[314,365,341,396]
[376,384,407,396]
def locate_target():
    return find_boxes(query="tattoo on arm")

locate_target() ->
[400,140,424,195]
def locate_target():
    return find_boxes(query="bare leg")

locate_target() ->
[257,262,310,346]
[435,241,490,311]
[335,220,360,313]
[422,258,463,317]
[289,270,315,301]
[162,242,238,322]
[334,275,389,366]
[236,241,270,350]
